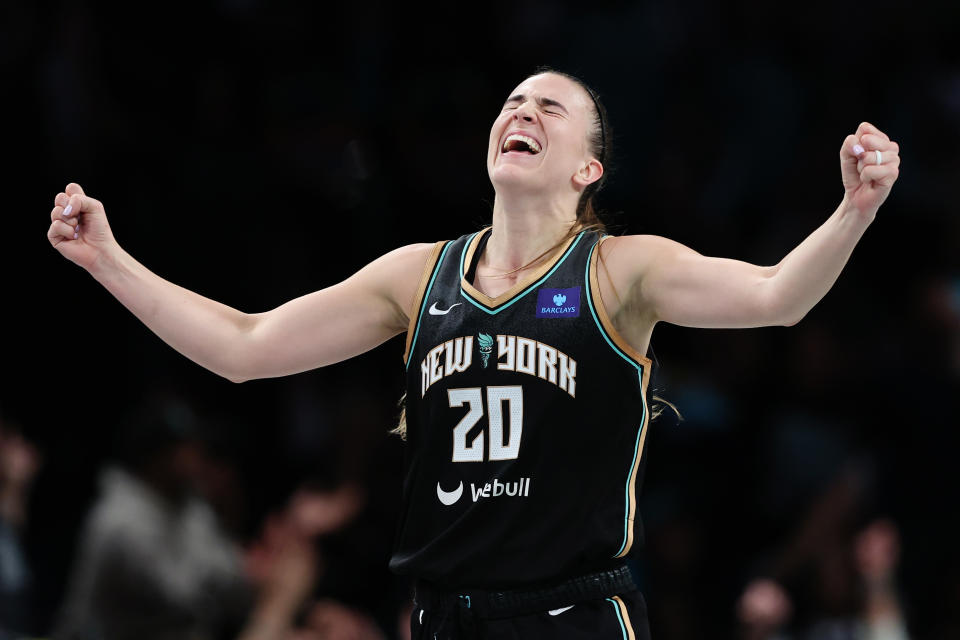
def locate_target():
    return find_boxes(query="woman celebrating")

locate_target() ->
[47,69,900,639]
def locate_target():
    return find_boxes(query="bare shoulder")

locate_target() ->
[370,242,439,274]
[359,242,444,325]
[598,234,696,287]
[601,234,692,258]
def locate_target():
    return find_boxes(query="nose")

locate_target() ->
[513,101,537,123]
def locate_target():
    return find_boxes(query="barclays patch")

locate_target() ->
[536,287,580,318]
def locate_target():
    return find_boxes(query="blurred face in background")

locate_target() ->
[487,72,601,204]
[0,422,40,492]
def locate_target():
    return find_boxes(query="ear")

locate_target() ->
[572,158,604,190]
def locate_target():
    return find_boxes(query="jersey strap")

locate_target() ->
[404,240,452,367]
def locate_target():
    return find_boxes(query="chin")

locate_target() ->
[489,164,545,191]
[490,167,545,192]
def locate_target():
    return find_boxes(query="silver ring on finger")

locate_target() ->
[876,150,883,165]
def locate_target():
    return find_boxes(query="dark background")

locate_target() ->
[3,0,959,637]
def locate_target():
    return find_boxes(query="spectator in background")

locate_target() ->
[853,519,909,640]
[236,506,318,640]
[737,494,910,640]
[51,394,252,640]
[0,412,42,638]
[241,481,378,640]
[51,390,384,640]
[737,518,910,640]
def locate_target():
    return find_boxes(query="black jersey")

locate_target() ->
[390,228,652,589]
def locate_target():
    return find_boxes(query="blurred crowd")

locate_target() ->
[1,397,410,640]
[4,0,960,638]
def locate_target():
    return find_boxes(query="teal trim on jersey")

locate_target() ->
[583,241,650,558]
[606,598,630,639]
[458,231,586,315]
[614,417,646,557]
[458,231,481,280]
[405,241,454,371]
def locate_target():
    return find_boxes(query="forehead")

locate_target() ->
[506,73,592,115]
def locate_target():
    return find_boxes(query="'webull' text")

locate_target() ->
[471,477,532,501]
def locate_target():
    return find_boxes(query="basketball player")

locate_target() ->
[47,69,900,639]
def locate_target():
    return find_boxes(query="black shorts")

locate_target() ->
[410,567,651,639]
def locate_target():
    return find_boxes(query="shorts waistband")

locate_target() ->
[413,565,636,620]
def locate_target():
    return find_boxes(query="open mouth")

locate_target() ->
[501,133,542,155]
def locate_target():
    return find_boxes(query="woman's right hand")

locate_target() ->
[47,182,118,273]
[44,181,433,382]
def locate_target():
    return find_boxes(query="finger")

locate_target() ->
[860,158,900,185]
[64,192,104,217]
[858,148,900,168]
[857,133,900,154]
[54,192,77,218]
[50,205,79,224]
[841,134,862,158]
[65,183,86,197]
[855,121,890,142]
[48,219,78,242]
[841,134,863,174]
[861,149,900,166]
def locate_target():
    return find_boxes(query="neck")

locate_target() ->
[486,191,579,272]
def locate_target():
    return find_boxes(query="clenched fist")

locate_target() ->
[841,122,900,221]
[47,183,117,272]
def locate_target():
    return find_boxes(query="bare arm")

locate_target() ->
[48,184,432,383]
[605,122,901,329]
[608,201,870,329]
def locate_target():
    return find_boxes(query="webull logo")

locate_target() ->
[436,477,532,506]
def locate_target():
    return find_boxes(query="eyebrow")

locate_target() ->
[503,94,569,114]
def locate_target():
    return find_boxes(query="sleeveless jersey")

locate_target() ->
[390,228,652,589]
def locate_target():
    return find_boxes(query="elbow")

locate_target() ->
[217,348,255,384]
[781,313,805,327]
[221,356,260,383]
[776,303,808,327]
[222,316,261,383]
[777,300,809,327]
[214,364,251,384]
[764,284,808,327]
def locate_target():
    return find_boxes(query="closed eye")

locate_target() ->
[502,94,568,116]
[502,106,560,116]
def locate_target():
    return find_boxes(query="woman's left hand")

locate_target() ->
[840,122,900,221]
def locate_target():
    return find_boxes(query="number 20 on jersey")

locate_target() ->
[448,386,523,462]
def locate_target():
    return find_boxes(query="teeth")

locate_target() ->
[502,133,542,154]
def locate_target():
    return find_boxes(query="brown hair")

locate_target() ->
[529,66,612,233]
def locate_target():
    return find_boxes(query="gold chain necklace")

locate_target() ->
[475,254,548,279]
[476,225,579,280]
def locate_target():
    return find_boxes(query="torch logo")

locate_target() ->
[477,332,494,368]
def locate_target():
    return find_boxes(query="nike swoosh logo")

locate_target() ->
[429,302,462,315]
[436,481,463,506]
[548,605,575,616]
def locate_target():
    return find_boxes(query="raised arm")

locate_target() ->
[603,122,900,329]
[47,183,433,383]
